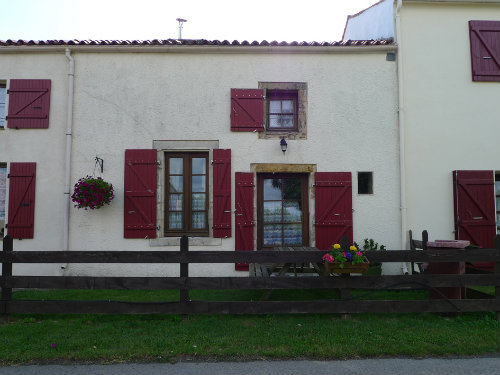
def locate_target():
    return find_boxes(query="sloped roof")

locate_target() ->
[0,38,394,47]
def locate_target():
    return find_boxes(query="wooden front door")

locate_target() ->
[257,173,309,249]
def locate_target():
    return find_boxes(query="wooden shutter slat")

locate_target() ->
[7,162,36,239]
[7,80,51,128]
[213,149,232,238]
[314,172,353,250]
[230,89,264,132]
[469,21,500,82]
[124,150,157,239]
[235,172,254,271]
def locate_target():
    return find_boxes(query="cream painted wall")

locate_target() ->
[0,47,400,276]
[401,3,500,241]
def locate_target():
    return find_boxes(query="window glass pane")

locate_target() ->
[269,100,281,113]
[169,212,182,229]
[0,87,6,104]
[281,100,294,113]
[169,158,183,174]
[192,193,206,210]
[169,176,183,193]
[192,176,206,193]
[495,181,500,196]
[497,197,500,210]
[281,115,294,128]
[192,158,206,175]
[283,178,301,200]
[284,201,302,222]
[169,194,182,210]
[497,212,500,225]
[192,212,206,229]
[264,179,282,200]
[284,223,302,245]
[264,201,282,223]
[263,224,283,246]
[0,104,4,127]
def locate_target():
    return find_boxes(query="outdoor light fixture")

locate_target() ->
[280,138,287,153]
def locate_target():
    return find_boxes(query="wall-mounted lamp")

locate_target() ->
[280,138,288,153]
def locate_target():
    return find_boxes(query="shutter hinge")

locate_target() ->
[7,174,10,178]
[6,89,9,94]
[156,160,161,166]
[210,160,213,165]
[156,225,161,231]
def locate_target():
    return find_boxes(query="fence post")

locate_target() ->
[1,235,13,323]
[180,235,189,319]
[494,235,500,323]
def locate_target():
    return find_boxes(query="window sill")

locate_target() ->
[149,237,223,247]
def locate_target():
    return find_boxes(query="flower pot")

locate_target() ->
[324,261,370,274]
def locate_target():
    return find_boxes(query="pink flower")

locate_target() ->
[322,254,334,263]
[356,251,363,256]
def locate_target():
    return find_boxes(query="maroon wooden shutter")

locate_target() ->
[213,149,232,238]
[235,172,254,271]
[230,89,264,132]
[7,162,36,239]
[453,170,496,248]
[7,79,51,128]
[124,149,157,239]
[314,172,353,250]
[469,21,500,82]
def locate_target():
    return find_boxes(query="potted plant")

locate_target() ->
[71,175,114,210]
[322,243,369,274]
[354,238,386,275]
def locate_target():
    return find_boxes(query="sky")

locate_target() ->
[0,0,377,42]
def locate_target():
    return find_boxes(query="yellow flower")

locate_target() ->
[333,244,341,249]
[350,245,357,251]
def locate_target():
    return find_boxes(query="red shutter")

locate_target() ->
[230,89,264,132]
[453,170,496,248]
[235,172,254,271]
[124,149,157,239]
[7,79,51,128]
[469,21,500,82]
[314,172,353,250]
[7,162,36,239]
[213,149,232,238]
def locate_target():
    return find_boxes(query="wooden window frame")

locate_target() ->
[165,152,209,237]
[0,83,6,129]
[266,90,299,132]
[257,173,309,250]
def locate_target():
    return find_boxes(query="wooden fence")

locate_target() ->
[1,234,500,317]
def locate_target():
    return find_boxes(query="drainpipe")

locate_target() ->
[62,48,74,269]
[396,0,408,274]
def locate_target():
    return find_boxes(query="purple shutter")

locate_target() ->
[469,21,500,82]
[235,172,254,271]
[124,149,157,239]
[314,172,353,250]
[213,149,232,238]
[7,162,36,239]
[7,79,51,128]
[453,170,496,248]
[230,89,264,132]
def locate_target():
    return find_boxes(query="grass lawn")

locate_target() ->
[0,289,498,364]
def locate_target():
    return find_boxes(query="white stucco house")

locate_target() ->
[0,38,402,277]
[345,0,500,269]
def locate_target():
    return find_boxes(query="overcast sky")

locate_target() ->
[0,0,377,42]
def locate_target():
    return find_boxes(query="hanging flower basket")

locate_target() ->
[322,243,370,274]
[71,175,114,210]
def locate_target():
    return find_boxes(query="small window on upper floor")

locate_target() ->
[267,90,298,132]
[0,84,6,129]
[230,82,307,139]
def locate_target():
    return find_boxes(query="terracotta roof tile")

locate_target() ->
[0,38,394,47]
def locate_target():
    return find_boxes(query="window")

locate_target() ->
[257,173,309,249]
[0,164,6,237]
[0,84,6,128]
[358,172,373,194]
[496,172,500,233]
[267,90,298,131]
[165,152,209,236]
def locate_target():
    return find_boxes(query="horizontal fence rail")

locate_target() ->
[1,233,500,317]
